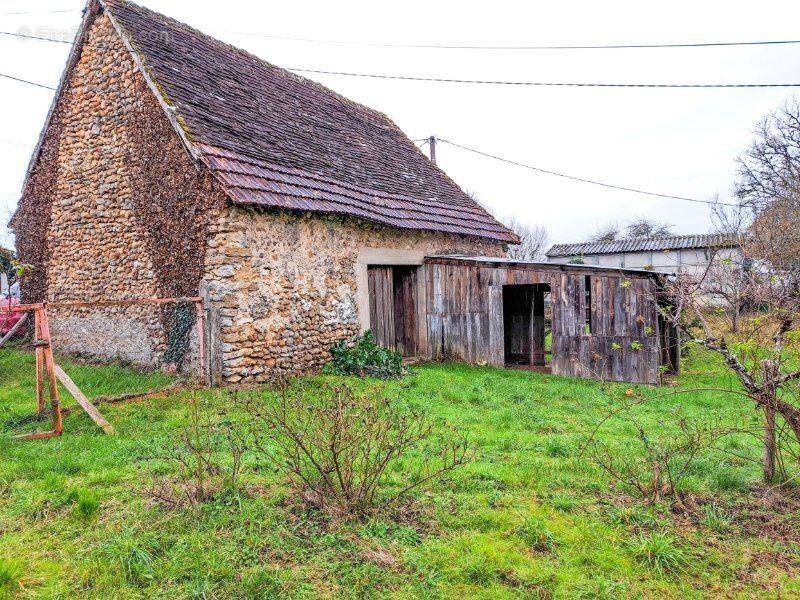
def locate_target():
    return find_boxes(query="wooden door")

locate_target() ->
[393,267,418,356]
[368,267,395,349]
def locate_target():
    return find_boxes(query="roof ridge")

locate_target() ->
[546,232,740,256]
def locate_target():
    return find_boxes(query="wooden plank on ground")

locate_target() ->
[54,364,115,434]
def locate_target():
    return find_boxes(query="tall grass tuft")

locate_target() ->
[629,531,687,575]
[0,558,22,591]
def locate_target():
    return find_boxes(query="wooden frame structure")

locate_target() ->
[2,296,209,440]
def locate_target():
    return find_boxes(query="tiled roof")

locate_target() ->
[546,233,740,257]
[100,0,517,244]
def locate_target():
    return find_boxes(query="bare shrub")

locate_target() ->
[585,402,737,505]
[242,381,472,519]
[147,393,247,507]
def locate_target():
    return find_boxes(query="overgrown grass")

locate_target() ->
[1,346,800,597]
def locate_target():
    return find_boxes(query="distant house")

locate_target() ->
[546,234,742,276]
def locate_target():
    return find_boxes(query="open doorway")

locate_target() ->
[367,265,418,356]
[503,283,550,367]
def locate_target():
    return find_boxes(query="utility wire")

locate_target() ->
[438,138,736,206]
[3,30,799,89]
[0,30,72,44]
[0,72,56,90]
[288,67,800,89]
[232,31,800,51]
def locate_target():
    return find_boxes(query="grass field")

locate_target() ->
[1,346,799,598]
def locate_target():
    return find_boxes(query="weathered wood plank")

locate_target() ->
[487,285,504,366]
[54,364,115,435]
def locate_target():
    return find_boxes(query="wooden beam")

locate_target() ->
[37,308,62,435]
[0,312,28,349]
[53,364,114,435]
[34,311,45,415]
[16,429,61,441]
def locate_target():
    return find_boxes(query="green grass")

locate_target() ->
[1,346,799,598]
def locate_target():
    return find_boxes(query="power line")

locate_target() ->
[288,67,800,89]
[437,138,737,207]
[3,30,799,90]
[0,138,34,147]
[0,30,72,44]
[0,72,56,91]
[232,31,800,51]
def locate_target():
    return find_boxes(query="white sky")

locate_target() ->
[2,0,800,251]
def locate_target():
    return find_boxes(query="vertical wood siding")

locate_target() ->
[423,259,665,385]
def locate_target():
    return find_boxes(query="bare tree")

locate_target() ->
[467,191,549,261]
[505,218,549,261]
[660,189,800,482]
[624,217,673,239]
[735,98,800,211]
[590,221,621,243]
[590,218,673,242]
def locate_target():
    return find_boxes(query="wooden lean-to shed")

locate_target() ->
[367,256,678,385]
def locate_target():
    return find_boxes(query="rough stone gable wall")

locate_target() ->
[13,8,505,379]
[13,11,221,366]
[203,209,504,383]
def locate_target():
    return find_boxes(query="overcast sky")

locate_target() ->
[2,0,800,251]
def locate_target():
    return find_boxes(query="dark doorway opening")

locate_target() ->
[503,283,550,366]
[367,265,418,356]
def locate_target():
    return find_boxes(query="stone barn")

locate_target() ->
[12,0,677,386]
[11,0,516,384]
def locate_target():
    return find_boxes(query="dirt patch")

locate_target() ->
[669,487,800,545]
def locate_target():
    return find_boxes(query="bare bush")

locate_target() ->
[147,393,248,507]
[586,408,737,505]
[242,382,472,519]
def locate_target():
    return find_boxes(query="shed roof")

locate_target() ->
[89,0,516,243]
[546,233,740,258]
[425,255,664,278]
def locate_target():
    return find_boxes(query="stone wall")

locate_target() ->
[14,10,217,371]
[203,207,505,383]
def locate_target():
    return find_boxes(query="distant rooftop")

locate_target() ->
[546,233,740,258]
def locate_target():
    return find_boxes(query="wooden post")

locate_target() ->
[195,300,207,386]
[34,310,45,415]
[37,307,62,435]
[200,284,222,387]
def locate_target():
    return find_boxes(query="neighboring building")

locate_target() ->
[11,0,515,383]
[546,234,742,275]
